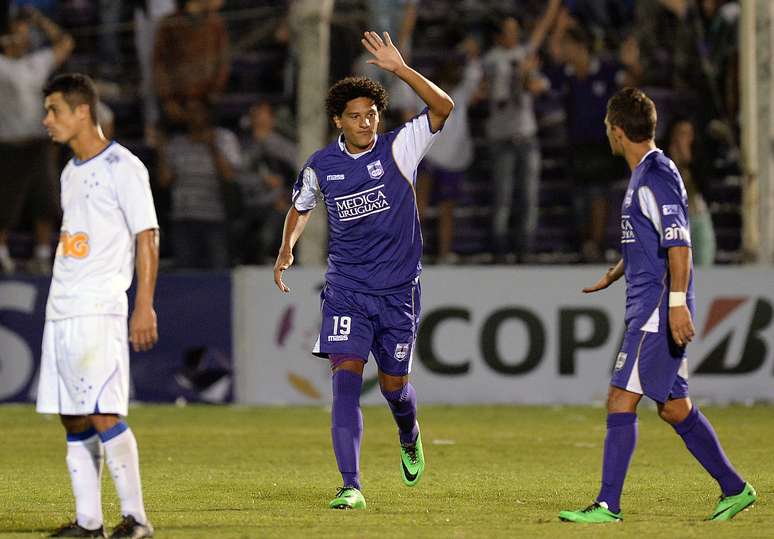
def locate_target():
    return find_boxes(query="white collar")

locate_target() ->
[636,147,662,168]
[338,134,378,159]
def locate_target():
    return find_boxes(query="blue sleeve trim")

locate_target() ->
[98,421,129,443]
[66,427,99,442]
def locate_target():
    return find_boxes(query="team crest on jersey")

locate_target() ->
[366,160,384,179]
[614,352,627,371]
[394,343,410,361]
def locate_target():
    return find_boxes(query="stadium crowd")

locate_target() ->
[0,0,743,272]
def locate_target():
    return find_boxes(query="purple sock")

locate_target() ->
[596,412,637,514]
[381,383,419,445]
[331,370,363,490]
[673,406,745,497]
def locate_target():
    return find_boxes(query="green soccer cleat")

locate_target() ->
[329,487,366,510]
[708,482,757,521]
[559,502,623,523]
[400,427,425,486]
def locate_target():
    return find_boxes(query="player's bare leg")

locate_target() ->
[328,357,367,509]
[660,397,757,520]
[379,371,424,486]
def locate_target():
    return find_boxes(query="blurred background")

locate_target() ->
[0,0,772,407]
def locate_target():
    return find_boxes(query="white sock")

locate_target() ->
[102,426,148,525]
[66,433,104,530]
[0,244,9,258]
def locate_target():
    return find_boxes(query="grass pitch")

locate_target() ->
[0,404,770,538]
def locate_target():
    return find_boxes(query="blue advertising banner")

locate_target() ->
[0,273,233,404]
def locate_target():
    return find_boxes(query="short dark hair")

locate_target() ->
[43,73,99,125]
[325,76,388,120]
[606,87,657,143]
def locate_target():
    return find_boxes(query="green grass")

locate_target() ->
[0,404,770,538]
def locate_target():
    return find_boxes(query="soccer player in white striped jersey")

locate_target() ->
[38,73,159,538]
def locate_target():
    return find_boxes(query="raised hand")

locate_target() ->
[361,31,407,73]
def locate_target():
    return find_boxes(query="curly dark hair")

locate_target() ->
[325,76,389,120]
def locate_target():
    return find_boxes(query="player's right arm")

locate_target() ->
[582,259,624,293]
[273,207,311,293]
[274,165,320,293]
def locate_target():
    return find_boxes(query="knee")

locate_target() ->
[380,380,411,403]
[59,415,90,434]
[606,388,639,414]
[658,403,692,425]
[90,413,121,432]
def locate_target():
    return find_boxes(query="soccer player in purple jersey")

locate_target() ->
[273,31,453,509]
[559,88,757,523]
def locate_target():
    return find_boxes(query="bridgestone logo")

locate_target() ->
[334,184,390,221]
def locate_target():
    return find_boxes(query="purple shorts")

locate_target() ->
[312,282,421,376]
[610,328,689,403]
[419,161,464,202]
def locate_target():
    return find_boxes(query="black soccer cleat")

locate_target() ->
[109,515,154,539]
[50,521,106,538]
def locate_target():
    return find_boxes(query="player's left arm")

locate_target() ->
[667,246,694,347]
[130,228,159,352]
[361,31,454,132]
[645,168,695,348]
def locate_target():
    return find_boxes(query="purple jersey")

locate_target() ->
[621,149,695,331]
[293,109,439,294]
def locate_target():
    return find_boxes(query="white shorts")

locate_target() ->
[36,315,130,416]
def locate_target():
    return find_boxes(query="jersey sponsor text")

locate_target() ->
[334,184,391,222]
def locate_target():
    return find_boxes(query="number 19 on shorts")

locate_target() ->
[332,316,351,336]
[328,316,351,342]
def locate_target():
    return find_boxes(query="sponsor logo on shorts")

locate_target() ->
[394,343,410,361]
[334,184,390,222]
[614,352,627,371]
[327,174,345,181]
[328,335,349,342]
[366,160,384,179]
[662,204,680,216]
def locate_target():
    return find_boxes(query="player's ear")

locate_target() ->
[75,103,90,122]
[333,116,342,129]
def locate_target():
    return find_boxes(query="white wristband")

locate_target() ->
[669,292,687,307]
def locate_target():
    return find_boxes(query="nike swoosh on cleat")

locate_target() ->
[712,505,734,519]
[402,460,418,482]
